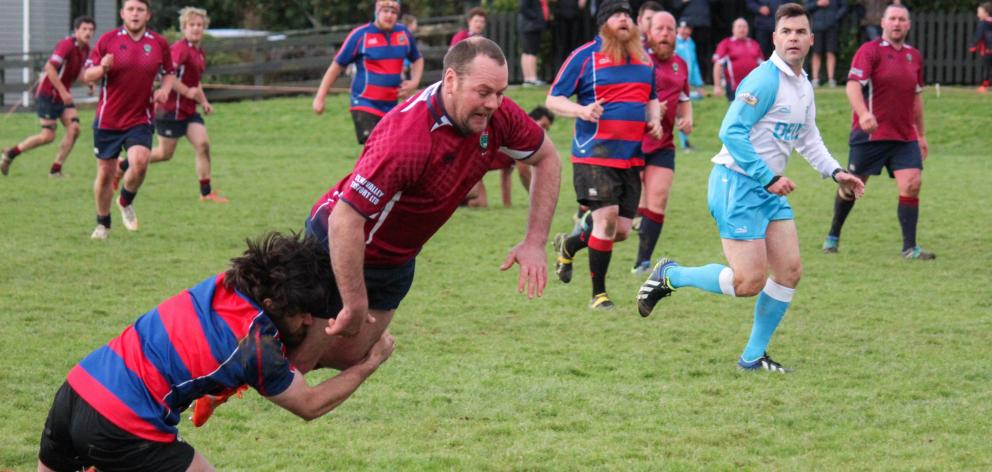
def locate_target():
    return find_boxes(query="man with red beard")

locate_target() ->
[547,0,662,310]
[632,11,694,275]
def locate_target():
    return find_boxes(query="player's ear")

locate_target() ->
[443,68,457,94]
[261,298,275,311]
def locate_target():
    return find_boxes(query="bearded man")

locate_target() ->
[547,0,662,310]
[632,11,695,275]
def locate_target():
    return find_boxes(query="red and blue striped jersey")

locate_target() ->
[549,35,656,169]
[335,23,422,117]
[66,273,296,443]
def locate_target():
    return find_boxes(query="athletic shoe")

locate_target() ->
[90,224,110,240]
[822,235,839,254]
[589,292,615,310]
[738,353,791,373]
[631,260,651,276]
[200,192,229,203]
[637,258,678,317]
[48,171,65,179]
[191,386,247,427]
[0,151,11,176]
[827,79,837,88]
[522,79,547,87]
[901,246,936,260]
[553,232,573,283]
[117,200,139,231]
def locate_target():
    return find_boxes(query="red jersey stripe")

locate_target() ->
[571,156,644,169]
[362,84,399,102]
[67,366,176,443]
[106,327,172,405]
[593,119,648,142]
[594,82,652,104]
[365,58,404,75]
[156,293,221,379]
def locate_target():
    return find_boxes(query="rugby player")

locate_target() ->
[547,0,662,310]
[149,7,228,203]
[822,4,934,260]
[1,17,95,177]
[37,232,395,472]
[82,0,176,239]
[312,0,424,144]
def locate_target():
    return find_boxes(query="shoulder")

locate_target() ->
[737,62,780,95]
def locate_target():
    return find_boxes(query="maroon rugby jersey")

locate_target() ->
[847,39,924,144]
[642,53,690,153]
[36,36,90,102]
[309,82,545,267]
[88,27,174,130]
[159,39,205,120]
[712,37,764,90]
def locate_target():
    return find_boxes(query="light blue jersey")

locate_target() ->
[708,52,842,239]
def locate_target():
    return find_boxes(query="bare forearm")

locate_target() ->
[318,62,343,97]
[648,99,661,125]
[545,95,585,119]
[914,94,925,136]
[712,63,723,85]
[159,74,176,95]
[328,205,369,312]
[677,101,692,122]
[301,362,378,419]
[45,64,69,96]
[82,65,104,83]
[523,137,561,246]
[409,58,424,86]
[846,80,869,116]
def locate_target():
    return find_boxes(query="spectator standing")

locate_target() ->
[451,8,487,47]
[519,0,551,85]
[675,20,703,150]
[554,0,590,69]
[806,0,847,87]
[670,0,715,83]
[971,1,992,93]
[712,18,765,101]
[860,0,888,40]
[747,0,791,57]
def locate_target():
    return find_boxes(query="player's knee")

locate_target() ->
[902,179,922,196]
[733,275,766,297]
[39,129,56,143]
[197,141,210,157]
[67,124,81,140]
[776,265,802,287]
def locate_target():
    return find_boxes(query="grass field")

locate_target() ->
[1,85,990,470]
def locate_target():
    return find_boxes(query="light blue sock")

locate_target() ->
[667,263,735,296]
[678,131,688,148]
[741,279,794,362]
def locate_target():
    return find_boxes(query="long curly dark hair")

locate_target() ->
[224,232,331,322]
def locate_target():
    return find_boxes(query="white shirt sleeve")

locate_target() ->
[794,98,843,178]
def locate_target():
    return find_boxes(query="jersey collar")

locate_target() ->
[425,82,455,132]
[769,51,806,79]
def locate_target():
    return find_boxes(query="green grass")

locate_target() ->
[1,86,991,470]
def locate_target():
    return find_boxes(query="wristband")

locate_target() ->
[764,175,781,191]
[831,167,844,183]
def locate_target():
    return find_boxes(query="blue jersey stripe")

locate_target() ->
[78,346,176,433]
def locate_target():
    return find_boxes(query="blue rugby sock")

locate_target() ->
[667,263,735,296]
[741,278,794,362]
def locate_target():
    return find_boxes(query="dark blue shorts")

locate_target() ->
[155,112,205,138]
[93,123,154,159]
[848,140,922,178]
[644,148,675,170]
[304,216,416,317]
[36,94,75,120]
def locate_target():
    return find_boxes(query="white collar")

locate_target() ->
[770,51,807,79]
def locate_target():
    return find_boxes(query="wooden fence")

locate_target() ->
[1,11,986,107]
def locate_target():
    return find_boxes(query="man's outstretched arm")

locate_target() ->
[500,134,560,298]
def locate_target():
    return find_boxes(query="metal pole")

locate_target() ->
[22,0,31,106]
